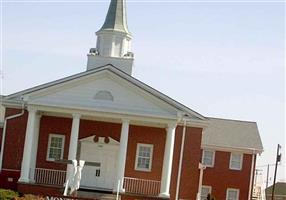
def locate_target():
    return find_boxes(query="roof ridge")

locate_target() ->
[207,116,257,124]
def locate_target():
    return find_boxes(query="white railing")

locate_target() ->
[30,168,66,186]
[123,177,161,196]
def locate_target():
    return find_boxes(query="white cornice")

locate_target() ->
[201,144,263,154]
[27,103,178,126]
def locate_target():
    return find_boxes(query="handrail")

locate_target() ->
[31,168,66,186]
[123,177,161,196]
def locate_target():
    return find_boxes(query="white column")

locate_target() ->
[30,114,41,182]
[66,113,81,178]
[160,123,177,198]
[116,119,130,192]
[196,163,207,200]
[19,108,37,183]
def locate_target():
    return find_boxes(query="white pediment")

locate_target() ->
[26,71,178,118]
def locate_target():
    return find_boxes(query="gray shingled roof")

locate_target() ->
[202,117,263,152]
[98,0,130,34]
[265,182,286,196]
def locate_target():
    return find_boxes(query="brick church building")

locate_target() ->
[0,0,263,200]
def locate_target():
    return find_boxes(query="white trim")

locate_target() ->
[229,153,243,170]
[46,134,65,162]
[135,143,153,172]
[28,103,178,125]
[2,168,21,172]
[201,144,263,154]
[201,185,212,199]
[2,101,209,129]
[202,149,215,167]
[226,188,240,200]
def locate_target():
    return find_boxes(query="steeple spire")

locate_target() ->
[98,0,130,35]
[86,0,134,75]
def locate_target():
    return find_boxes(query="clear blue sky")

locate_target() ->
[1,0,285,185]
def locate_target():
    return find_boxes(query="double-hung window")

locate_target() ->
[229,153,243,170]
[135,143,153,171]
[226,188,239,200]
[201,186,212,200]
[47,134,65,161]
[202,150,215,167]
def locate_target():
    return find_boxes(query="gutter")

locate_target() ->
[0,102,25,171]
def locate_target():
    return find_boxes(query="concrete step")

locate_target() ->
[77,190,119,200]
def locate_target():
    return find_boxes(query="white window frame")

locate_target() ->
[229,153,243,170]
[201,185,212,199]
[135,143,153,172]
[226,188,239,200]
[46,134,65,161]
[202,149,215,167]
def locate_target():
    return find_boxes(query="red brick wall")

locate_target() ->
[0,108,27,189]
[79,119,121,141]
[0,127,3,151]
[202,151,253,200]
[125,125,166,181]
[2,108,28,170]
[170,126,203,200]
[36,118,123,170]
[0,169,20,190]
[36,116,72,170]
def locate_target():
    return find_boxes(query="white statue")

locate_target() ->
[63,160,85,196]
[69,160,85,195]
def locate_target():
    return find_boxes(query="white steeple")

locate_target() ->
[87,0,134,75]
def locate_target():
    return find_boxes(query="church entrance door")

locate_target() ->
[79,137,119,190]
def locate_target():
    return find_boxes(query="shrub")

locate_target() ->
[15,194,45,200]
[0,188,19,200]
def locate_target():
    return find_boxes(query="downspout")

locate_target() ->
[248,150,256,200]
[0,102,25,171]
[175,119,187,200]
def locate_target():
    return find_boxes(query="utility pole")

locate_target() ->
[266,164,269,188]
[271,144,282,200]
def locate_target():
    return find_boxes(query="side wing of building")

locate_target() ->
[201,118,263,200]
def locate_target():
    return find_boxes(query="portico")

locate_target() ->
[18,105,177,197]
